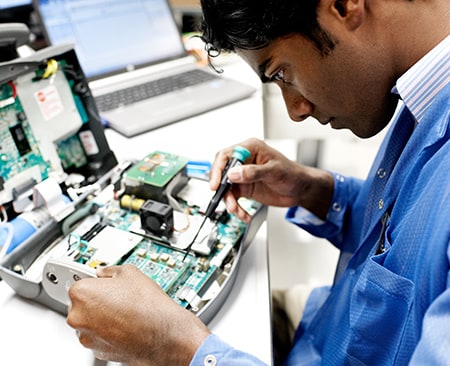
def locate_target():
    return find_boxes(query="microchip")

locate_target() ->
[10,123,31,156]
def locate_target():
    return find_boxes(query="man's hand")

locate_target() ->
[210,138,334,221]
[67,264,211,366]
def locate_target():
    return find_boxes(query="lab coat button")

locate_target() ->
[377,168,386,179]
[204,355,217,366]
[332,202,342,212]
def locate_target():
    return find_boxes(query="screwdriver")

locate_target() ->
[182,146,251,261]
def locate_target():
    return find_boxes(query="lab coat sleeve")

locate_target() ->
[409,240,450,365]
[285,172,364,249]
[190,334,268,366]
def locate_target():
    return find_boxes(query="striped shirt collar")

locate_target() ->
[395,35,450,123]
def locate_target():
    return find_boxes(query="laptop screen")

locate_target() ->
[35,0,187,79]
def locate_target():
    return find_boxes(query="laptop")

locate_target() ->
[33,0,256,137]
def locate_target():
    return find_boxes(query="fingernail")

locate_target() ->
[228,166,243,181]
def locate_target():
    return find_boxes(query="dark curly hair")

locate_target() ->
[199,0,336,57]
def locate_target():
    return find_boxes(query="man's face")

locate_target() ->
[237,30,399,138]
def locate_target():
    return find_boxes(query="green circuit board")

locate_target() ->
[109,200,252,310]
[123,150,189,187]
[59,194,261,313]
[0,60,89,192]
[0,83,51,183]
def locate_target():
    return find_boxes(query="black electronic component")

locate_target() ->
[217,210,230,224]
[10,123,31,156]
[16,111,26,121]
[140,199,174,238]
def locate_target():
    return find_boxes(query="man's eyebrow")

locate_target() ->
[258,59,271,83]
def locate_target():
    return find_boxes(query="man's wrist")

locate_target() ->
[299,168,334,220]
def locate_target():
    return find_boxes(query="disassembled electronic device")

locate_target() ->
[0,41,266,323]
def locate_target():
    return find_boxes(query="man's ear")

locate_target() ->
[330,0,365,30]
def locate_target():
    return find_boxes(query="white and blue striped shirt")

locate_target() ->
[396,35,450,123]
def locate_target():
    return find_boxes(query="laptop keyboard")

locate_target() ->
[94,69,218,112]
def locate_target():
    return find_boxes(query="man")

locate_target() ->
[67,0,450,365]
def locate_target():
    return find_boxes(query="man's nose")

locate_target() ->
[282,91,313,122]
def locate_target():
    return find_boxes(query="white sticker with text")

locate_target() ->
[35,85,64,121]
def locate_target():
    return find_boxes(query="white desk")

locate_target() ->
[0,57,272,365]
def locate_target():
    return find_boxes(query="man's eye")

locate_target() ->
[271,70,287,83]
